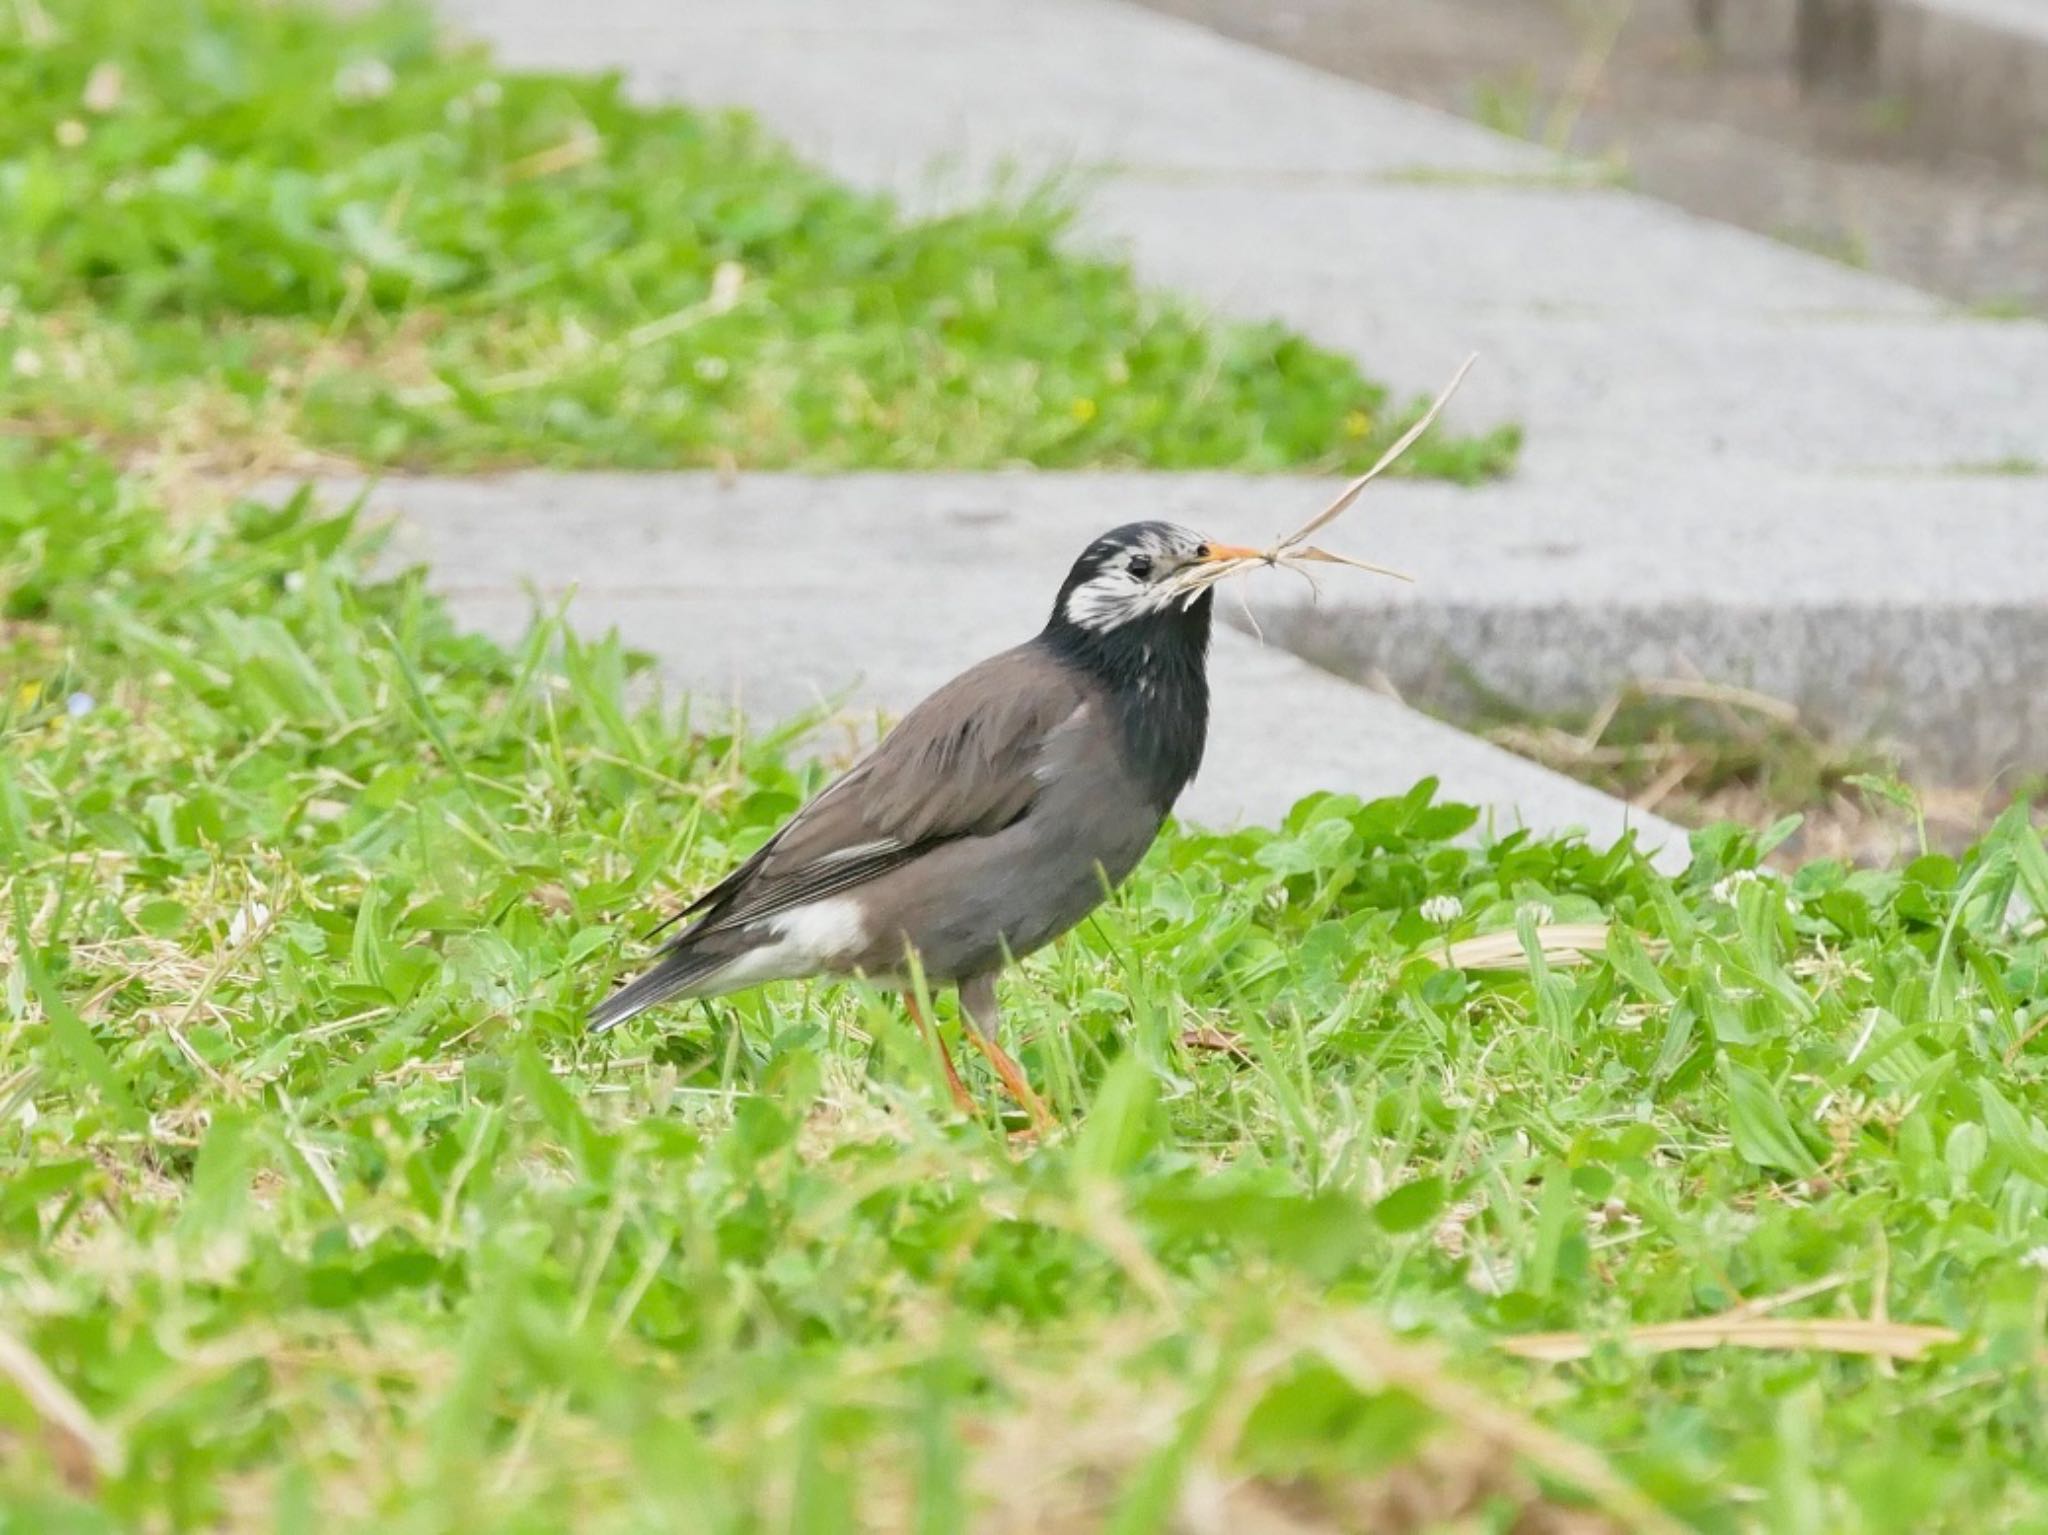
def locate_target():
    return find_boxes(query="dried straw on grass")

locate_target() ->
[1423,922,1638,972]
[1502,1315,1958,1363]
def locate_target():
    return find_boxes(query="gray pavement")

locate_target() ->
[368,472,1689,868]
[438,0,1550,193]
[435,0,2048,782]
[1086,179,2047,474]
[1137,0,2048,313]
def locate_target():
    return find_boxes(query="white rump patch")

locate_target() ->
[705,896,869,992]
[773,897,868,956]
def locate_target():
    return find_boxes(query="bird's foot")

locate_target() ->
[903,989,978,1116]
[963,1028,1056,1135]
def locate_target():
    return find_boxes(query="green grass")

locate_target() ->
[1967,297,2044,322]
[1949,457,2048,477]
[7,454,2048,1531]
[3,1,2045,1527]
[0,0,1515,481]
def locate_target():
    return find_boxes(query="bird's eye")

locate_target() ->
[1127,555,1154,580]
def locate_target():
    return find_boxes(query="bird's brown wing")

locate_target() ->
[663,645,1087,939]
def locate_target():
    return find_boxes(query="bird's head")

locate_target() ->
[1047,521,1261,639]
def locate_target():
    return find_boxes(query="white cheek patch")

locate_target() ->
[1063,569,1180,632]
[1060,525,1206,632]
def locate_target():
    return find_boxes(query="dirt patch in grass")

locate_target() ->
[1456,674,2040,864]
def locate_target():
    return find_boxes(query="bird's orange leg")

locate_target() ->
[903,989,976,1115]
[958,973,1055,1134]
[961,1029,1054,1133]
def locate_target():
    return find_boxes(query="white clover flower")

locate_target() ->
[707,260,746,312]
[1420,894,1463,926]
[2023,1245,2048,1273]
[334,58,397,103]
[1711,869,1762,904]
[227,902,272,947]
[83,61,124,114]
[1517,901,1554,926]
[65,692,94,717]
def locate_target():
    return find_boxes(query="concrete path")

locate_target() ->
[1140,0,2048,314]
[370,473,1687,868]
[438,0,2048,778]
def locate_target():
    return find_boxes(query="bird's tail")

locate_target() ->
[587,945,728,1035]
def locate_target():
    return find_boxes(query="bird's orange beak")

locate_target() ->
[1196,541,1265,564]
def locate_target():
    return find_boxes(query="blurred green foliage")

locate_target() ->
[0,0,1516,477]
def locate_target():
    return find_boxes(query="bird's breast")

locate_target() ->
[1110,674,1208,813]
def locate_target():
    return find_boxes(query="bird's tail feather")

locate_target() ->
[588,946,727,1035]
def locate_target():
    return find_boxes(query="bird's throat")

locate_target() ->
[1041,592,1212,812]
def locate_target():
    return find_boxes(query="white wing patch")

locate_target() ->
[815,838,901,866]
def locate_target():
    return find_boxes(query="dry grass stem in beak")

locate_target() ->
[1170,352,1477,611]
[1276,352,1478,549]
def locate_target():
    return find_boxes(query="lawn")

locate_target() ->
[7,1,2048,1532]
[8,438,2048,1533]
[0,0,1516,482]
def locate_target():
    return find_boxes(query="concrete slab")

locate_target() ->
[372,465,2048,609]
[1082,178,2048,472]
[1298,311,2048,474]
[1913,0,2048,39]
[363,471,1688,865]
[437,0,1551,197]
[370,464,2048,780]
[1086,177,1944,321]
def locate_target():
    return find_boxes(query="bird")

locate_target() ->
[587,521,1262,1126]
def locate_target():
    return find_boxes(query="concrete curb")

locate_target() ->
[1740,0,2048,169]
